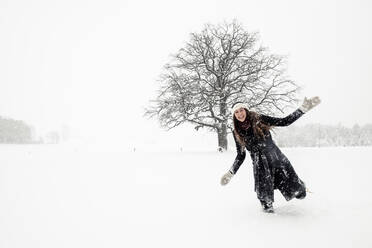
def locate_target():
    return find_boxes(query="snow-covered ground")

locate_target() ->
[0,144,371,248]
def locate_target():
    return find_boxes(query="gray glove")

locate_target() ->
[220,171,234,186]
[299,96,321,113]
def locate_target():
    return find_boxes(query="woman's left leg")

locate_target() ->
[269,149,306,201]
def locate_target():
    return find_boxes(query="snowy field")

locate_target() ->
[0,144,371,248]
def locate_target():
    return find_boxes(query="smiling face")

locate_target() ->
[234,107,247,122]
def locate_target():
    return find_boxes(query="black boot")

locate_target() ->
[294,189,306,199]
[260,200,274,213]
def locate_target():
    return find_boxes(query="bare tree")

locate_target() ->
[146,21,299,151]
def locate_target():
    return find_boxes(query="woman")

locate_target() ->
[220,97,321,213]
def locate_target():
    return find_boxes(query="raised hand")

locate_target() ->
[300,96,321,113]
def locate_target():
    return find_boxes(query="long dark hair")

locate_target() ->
[233,108,271,147]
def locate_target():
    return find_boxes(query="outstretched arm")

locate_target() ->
[229,134,246,174]
[260,96,321,127]
[260,109,304,127]
[221,133,246,186]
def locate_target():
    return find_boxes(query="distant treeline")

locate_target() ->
[273,124,372,147]
[0,116,34,143]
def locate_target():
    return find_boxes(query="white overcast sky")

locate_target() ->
[1,0,371,143]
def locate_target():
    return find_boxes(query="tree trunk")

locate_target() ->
[217,123,228,152]
[218,95,228,152]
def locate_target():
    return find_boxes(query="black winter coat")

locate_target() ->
[230,108,306,203]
